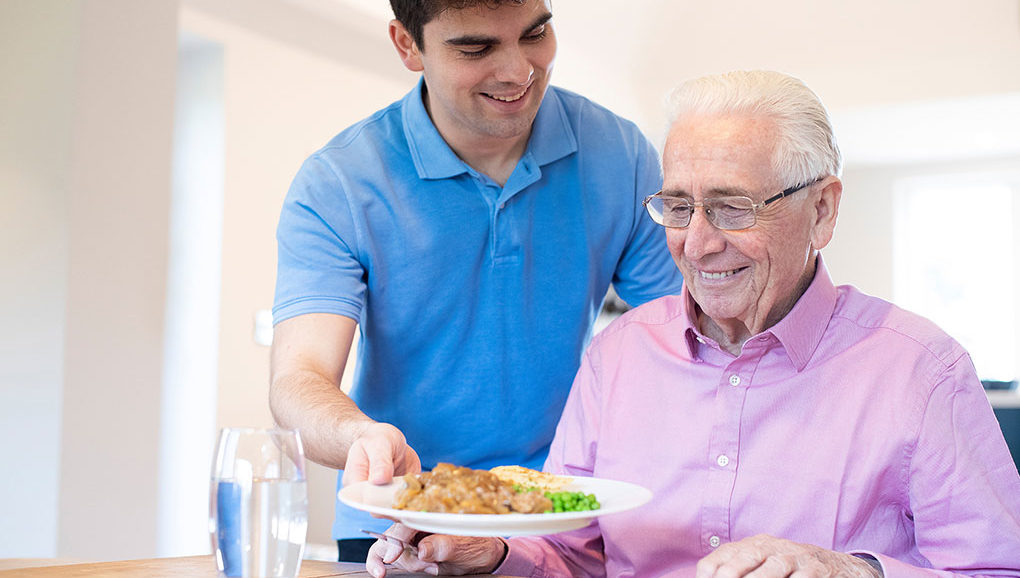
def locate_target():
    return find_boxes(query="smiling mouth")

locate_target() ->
[699,267,747,280]
[484,86,528,102]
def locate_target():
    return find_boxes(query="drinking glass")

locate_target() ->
[209,427,308,578]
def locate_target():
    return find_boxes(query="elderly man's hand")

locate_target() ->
[341,422,421,486]
[365,524,506,578]
[696,534,881,578]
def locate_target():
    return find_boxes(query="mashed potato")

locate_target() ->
[489,465,570,492]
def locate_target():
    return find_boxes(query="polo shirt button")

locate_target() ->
[729,374,741,386]
[709,536,721,548]
[716,454,730,467]
[499,203,505,209]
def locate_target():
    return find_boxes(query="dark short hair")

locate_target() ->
[390,0,527,51]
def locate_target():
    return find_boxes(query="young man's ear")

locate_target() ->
[389,20,424,72]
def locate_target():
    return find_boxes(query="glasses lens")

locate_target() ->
[644,195,664,225]
[645,195,687,227]
[658,196,693,227]
[706,197,755,230]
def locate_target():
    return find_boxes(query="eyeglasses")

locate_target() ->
[642,178,821,231]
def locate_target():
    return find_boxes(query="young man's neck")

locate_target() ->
[453,134,530,187]
[423,88,532,187]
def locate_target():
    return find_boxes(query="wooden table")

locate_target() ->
[0,556,499,577]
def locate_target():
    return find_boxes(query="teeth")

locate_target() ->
[489,89,526,102]
[700,269,741,280]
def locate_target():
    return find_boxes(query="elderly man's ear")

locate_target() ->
[810,177,842,251]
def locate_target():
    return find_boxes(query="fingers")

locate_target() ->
[367,532,500,576]
[697,535,863,578]
[403,446,423,476]
[743,554,796,578]
[340,442,372,486]
[371,429,420,483]
[367,540,431,578]
[697,544,765,578]
[367,455,396,485]
[341,423,420,486]
[365,538,389,578]
[365,525,435,578]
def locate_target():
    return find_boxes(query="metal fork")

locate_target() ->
[360,529,419,556]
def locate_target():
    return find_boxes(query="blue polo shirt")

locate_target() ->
[273,79,683,539]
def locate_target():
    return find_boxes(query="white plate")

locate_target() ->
[338,476,653,537]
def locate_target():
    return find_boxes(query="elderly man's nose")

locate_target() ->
[683,207,724,258]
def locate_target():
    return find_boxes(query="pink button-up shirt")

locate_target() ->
[499,259,1020,578]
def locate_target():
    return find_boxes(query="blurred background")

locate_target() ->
[2,0,1019,564]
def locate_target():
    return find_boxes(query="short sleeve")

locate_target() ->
[272,154,367,325]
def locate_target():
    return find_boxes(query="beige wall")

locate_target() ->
[59,0,178,557]
[826,156,1020,298]
[0,0,78,558]
[1,0,178,560]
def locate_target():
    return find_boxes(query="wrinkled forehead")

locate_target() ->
[662,114,781,193]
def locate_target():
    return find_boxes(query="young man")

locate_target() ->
[270,0,682,562]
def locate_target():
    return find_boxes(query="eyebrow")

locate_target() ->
[444,11,552,47]
[662,186,754,198]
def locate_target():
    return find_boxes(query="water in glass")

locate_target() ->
[210,428,308,578]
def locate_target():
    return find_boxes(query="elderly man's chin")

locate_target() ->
[689,288,751,323]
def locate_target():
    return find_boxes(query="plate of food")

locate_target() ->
[338,463,653,537]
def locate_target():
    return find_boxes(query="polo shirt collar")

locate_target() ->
[526,86,577,166]
[403,78,466,180]
[678,255,839,369]
[402,78,577,180]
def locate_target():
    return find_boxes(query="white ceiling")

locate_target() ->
[206,0,1020,164]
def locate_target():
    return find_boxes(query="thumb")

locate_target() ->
[418,534,460,564]
[420,536,504,573]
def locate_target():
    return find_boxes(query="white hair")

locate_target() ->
[667,70,843,186]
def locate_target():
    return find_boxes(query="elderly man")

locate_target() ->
[365,70,1020,578]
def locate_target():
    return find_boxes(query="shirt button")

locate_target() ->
[728,375,741,386]
[716,454,730,467]
[709,535,721,548]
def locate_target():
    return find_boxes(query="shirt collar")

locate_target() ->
[767,256,838,370]
[402,78,577,180]
[526,86,577,166]
[678,290,703,360]
[402,78,466,180]
[679,255,839,370]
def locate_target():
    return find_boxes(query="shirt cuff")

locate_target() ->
[852,553,884,577]
[849,550,939,578]
[493,537,542,577]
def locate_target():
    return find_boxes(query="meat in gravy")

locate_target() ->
[394,463,553,514]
